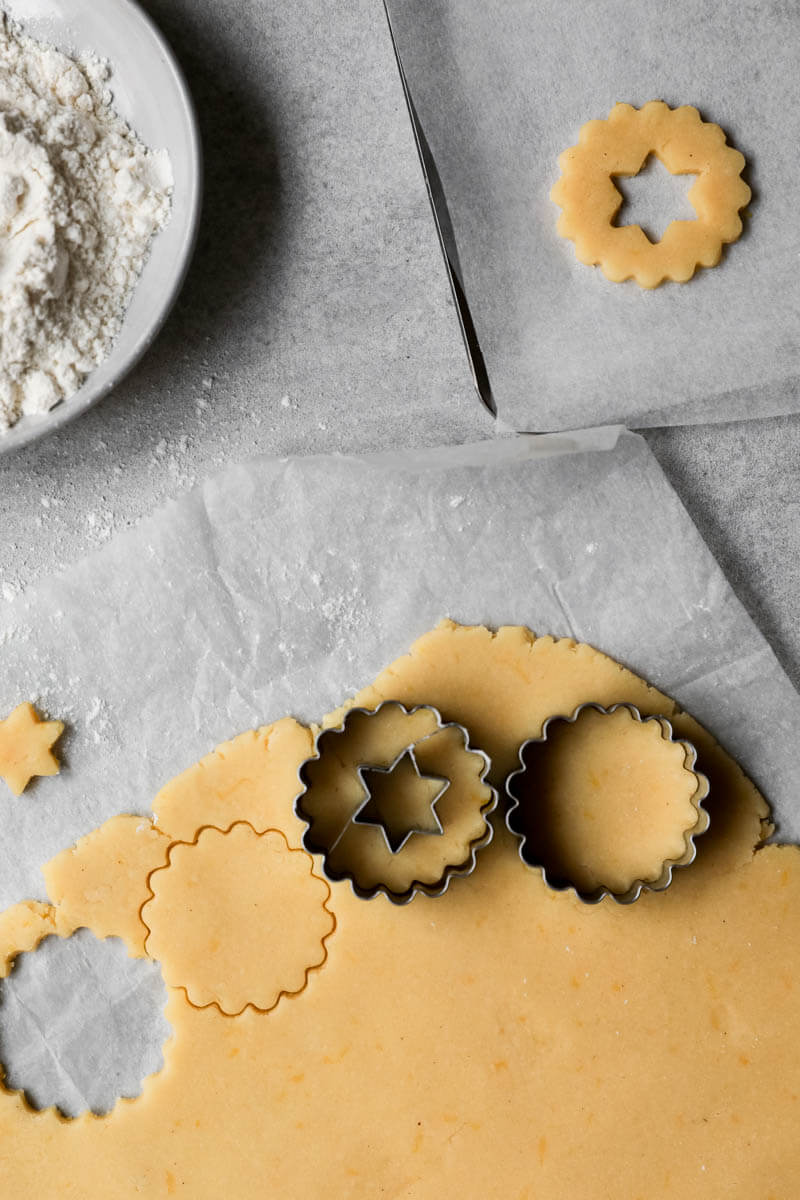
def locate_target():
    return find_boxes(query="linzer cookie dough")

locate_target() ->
[551,101,751,288]
[1,623,798,1198]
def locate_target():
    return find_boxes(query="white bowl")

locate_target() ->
[0,0,202,455]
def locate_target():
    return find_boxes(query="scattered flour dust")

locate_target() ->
[0,10,172,431]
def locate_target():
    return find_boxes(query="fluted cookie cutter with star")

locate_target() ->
[295,701,497,904]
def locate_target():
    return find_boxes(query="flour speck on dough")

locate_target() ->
[0,12,172,431]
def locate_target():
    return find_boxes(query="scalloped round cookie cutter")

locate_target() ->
[550,100,751,288]
[295,701,497,905]
[505,702,711,905]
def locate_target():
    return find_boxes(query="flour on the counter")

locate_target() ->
[0,12,172,431]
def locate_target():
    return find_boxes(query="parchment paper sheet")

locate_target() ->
[2,429,798,913]
[0,930,169,1115]
[385,0,800,430]
[2,431,800,1114]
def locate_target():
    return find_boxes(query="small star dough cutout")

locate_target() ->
[0,703,64,796]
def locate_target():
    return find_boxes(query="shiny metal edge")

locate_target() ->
[505,702,711,906]
[295,700,497,905]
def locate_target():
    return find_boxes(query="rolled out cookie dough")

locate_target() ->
[142,823,335,1015]
[1,622,798,1199]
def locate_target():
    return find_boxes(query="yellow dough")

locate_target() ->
[551,101,751,288]
[1,622,798,1199]
[152,717,314,843]
[44,816,171,957]
[0,703,64,797]
[142,823,335,1016]
[509,705,707,895]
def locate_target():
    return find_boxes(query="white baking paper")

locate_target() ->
[1,428,798,909]
[384,0,800,430]
[0,929,169,1116]
[2,430,800,1114]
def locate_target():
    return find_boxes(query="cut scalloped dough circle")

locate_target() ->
[142,822,335,1015]
[551,101,751,288]
[1,623,800,1197]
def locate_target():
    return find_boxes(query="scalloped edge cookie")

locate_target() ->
[551,101,751,288]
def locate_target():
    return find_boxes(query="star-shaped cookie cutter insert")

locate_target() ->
[354,748,447,854]
[296,702,496,904]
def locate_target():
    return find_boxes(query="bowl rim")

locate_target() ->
[0,0,204,457]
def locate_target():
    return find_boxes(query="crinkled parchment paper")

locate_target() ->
[1,429,798,910]
[2,431,800,1114]
[385,0,800,430]
[0,929,169,1115]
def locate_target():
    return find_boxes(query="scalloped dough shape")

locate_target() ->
[0,928,170,1118]
[0,905,170,1122]
[1,623,799,1198]
[551,101,751,288]
[142,823,335,1016]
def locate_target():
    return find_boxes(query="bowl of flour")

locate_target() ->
[0,0,201,453]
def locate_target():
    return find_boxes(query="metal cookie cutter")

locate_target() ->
[505,703,711,905]
[295,701,497,904]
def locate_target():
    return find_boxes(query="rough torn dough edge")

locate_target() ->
[550,101,751,288]
[140,820,337,1018]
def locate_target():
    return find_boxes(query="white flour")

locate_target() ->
[0,12,172,431]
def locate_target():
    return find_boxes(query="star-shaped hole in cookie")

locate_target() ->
[0,703,64,797]
[354,748,447,854]
[613,153,698,244]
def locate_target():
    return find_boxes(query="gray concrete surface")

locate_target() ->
[644,417,800,695]
[0,0,491,592]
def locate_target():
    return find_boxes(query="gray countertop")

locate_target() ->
[1,0,798,704]
[645,417,800,696]
[0,0,492,588]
